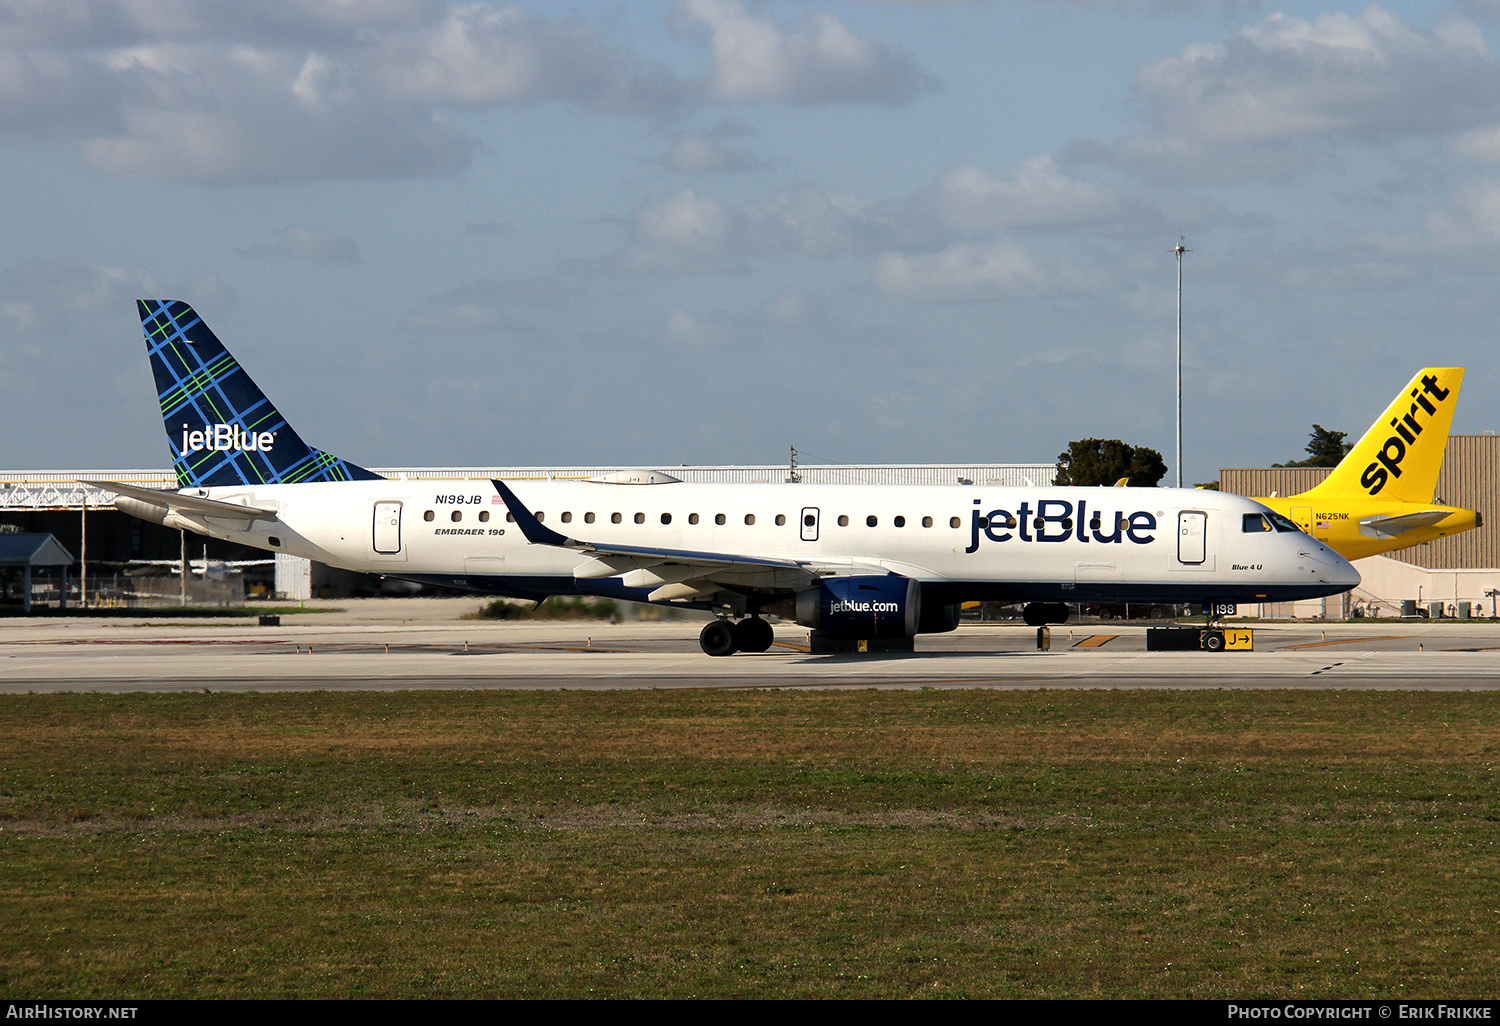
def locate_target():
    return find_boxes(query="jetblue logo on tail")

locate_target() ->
[140,299,382,488]
[183,424,276,454]
[1359,373,1451,496]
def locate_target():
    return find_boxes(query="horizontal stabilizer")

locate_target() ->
[97,481,276,521]
[1358,509,1454,539]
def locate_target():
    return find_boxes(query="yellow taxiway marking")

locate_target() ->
[1072,635,1119,648]
[1277,635,1403,650]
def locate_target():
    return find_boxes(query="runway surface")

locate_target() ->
[4,600,1500,691]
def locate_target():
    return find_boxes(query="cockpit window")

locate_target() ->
[1242,513,1271,533]
[1265,511,1301,533]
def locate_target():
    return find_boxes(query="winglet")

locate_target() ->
[491,480,573,547]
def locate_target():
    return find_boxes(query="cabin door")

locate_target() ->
[373,502,403,554]
[1177,510,1207,565]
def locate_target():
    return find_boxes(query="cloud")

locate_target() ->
[760,288,827,326]
[0,0,439,49]
[921,155,1118,233]
[599,182,900,274]
[1094,7,1500,183]
[1358,176,1500,269]
[663,131,767,174]
[399,276,574,335]
[380,3,683,116]
[0,257,233,333]
[873,241,1098,302]
[676,0,937,105]
[0,1,938,183]
[77,43,475,182]
[239,226,360,262]
[0,46,124,137]
[663,308,731,348]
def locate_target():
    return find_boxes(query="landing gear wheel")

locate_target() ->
[1204,631,1224,652]
[737,617,774,653]
[699,619,740,657]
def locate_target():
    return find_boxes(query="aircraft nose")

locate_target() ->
[1301,545,1361,589]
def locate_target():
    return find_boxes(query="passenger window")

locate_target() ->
[451,510,462,522]
[424,510,435,522]
[715,514,726,525]
[775,514,786,526]
[838,515,849,527]
[535,511,544,522]
[585,512,596,524]
[561,512,572,523]
[611,512,622,524]
[950,517,961,528]
[894,516,906,528]
[745,514,756,526]
[866,515,878,527]
[634,512,645,524]
[506,512,516,523]
[922,516,933,528]
[478,511,490,523]
[661,513,672,525]
[689,513,700,524]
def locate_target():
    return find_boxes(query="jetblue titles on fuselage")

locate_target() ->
[965,498,1157,553]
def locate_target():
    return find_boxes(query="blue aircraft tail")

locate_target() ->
[139,299,383,488]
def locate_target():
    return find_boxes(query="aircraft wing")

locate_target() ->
[492,479,900,602]
[96,481,277,521]
[1358,509,1457,539]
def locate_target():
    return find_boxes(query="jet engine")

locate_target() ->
[767,574,921,640]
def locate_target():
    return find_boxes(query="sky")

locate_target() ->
[4,0,1500,484]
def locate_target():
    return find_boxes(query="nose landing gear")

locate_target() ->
[699,616,776,656]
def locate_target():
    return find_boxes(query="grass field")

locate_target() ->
[0,689,1496,999]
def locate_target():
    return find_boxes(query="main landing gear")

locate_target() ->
[699,616,775,656]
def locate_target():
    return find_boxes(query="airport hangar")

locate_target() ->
[3,439,1497,618]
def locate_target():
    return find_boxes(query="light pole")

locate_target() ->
[1174,238,1188,489]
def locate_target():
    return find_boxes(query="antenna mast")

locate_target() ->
[1174,237,1189,489]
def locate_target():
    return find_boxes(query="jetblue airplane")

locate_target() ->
[105,300,1359,655]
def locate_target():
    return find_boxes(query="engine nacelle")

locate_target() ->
[779,574,921,640]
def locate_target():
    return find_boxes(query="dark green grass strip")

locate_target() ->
[0,689,1496,999]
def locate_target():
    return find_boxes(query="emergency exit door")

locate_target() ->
[800,507,820,542]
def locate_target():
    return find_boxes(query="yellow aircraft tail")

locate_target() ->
[1307,367,1463,503]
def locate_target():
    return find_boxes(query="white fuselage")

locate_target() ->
[166,479,1360,607]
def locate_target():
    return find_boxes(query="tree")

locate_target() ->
[1274,424,1351,468]
[1054,438,1168,487]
